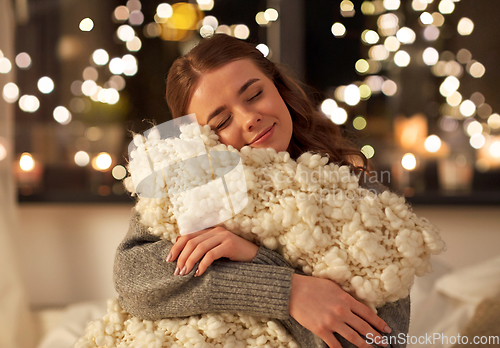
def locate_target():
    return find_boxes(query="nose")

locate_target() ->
[241,110,262,132]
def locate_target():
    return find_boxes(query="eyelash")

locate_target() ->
[214,90,263,130]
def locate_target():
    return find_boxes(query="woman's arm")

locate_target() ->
[113,212,294,321]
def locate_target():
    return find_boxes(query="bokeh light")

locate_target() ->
[330,107,348,125]
[383,0,400,11]
[114,6,130,21]
[423,26,440,41]
[457,17,474,36]
[382,80,397,96]
[331,22,346,37]
[394,50,410,67]
[423,47,439,66]
[487,114,500,129]
[117,25,135,42]
[344,84,360,106]
[109,57,125,75]
[321,98,338,115]
[396,27,416,44]
[92,152,112,171]
[424,135,442,153]
[402,153,417,170]
[234,24,250,39]
[355,59,369,74]
[19,95,40,113]
[2,82,19,103]
[361,145,375,159]
[384,36,400,51]
[362,30,379,44]
[112,165,127,180]
[53,106,72,125]
[469,62,485,78]
[469,133,485,149]
[459,100,476,117]
[15,52,31,69]
[74,151,90,167]
[0,57,12,74]
[79,18,94,31]
[369,45,389,61]
[93,49,109,65]
[256,44,270,57]
[420,12,433,25]
[20,153,35,171]
[353,116,367,130]
[264,8,279,21]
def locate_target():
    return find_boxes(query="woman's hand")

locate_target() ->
[290,274,391,348]
[166,226,259,277]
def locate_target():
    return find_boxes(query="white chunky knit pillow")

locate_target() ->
[75,123,444,348]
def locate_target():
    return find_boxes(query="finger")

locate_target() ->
[317,330,342,348]
[351,301,390,334]
[168,229,213,262]
[175,234,219,273]
[346,314,386,347]
[195,245,229,276]
[182,239,224,275]
[338,325,373,348]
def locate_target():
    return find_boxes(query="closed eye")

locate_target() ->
[215,115,231,130]
[248,90,262,102]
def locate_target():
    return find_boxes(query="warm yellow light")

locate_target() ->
[129,10,144,26]
[331,22,346,37]
[37,77,55,94]
[377,13,399,36]
[384,36,400,51]
[459,100,476,117]
[255,12,268,26]
[489,141,500,158]
[344,84,360,106]
[93,49,109,65]
[446,91,462,106]
[330,108,348,125]
[431,12,445,27]
[353,116,367,130]
[74,151,90,167]
[422,47,439,66]
[402,153,417,170]
[114,6,130,21]
[382,80,397,96]
[264,8,279,21]
[234,24,250,39]
[83,67,98,81]
[396,27,416,44]
[20,153,35,171]
[466,121,483,136]
[420,12,433,25]
[79,18,94,32]
[394,50,410,67]
[457,17,474,36]
[53,106,72,125]
[0,140,6,162]
[469,62,485,78]
[112,165,127,180]
[361,145,375,159]
[424,135,442,153]
[438,0,454,14]
[412,0,427,11]
[2,82,19,103]
[439,76,460,97]
[369,45,389,61]
[487,114,500,129]
[469,134,485,149]
[256,44,270,57]
[321,98,338,115]
[355,59,369,74]
[0,57,12,74]
[359,85,371,99]
[82,80,97,96]
[93,152,113,171]
[18,95,40,113]
[383,0,400,11]
[362,30,379,44]
[117,25,135,42]
[157,3,173,18]
[109,58,125,75]
[361,1,375,15]
[340,0,355,17]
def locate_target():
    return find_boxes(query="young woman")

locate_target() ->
[114,34,410,348]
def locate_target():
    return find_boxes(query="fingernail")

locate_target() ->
[166,253,172,262]
[179,266,187,276]
[384,325,391,334]
[195,269,200,277]
[174,267,180,276]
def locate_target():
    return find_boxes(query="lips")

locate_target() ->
[250,124,275,145]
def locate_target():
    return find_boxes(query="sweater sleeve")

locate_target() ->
[113,212,295,321]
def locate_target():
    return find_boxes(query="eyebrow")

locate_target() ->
[206,78,260,123]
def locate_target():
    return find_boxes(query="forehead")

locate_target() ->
[188,59,267,120]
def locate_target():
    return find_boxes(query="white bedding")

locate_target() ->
[35,257,500,348]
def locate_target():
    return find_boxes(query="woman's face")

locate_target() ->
[187,59,293,152]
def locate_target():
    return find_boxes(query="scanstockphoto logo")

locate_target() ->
[127,114,248,235]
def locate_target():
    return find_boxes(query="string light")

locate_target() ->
[20,153,35,171]
[331,22,346,37]
[401,153,417,170]
[2,82,19,103]
[15,52,31,69]
[457,17,474,35]
[361,145,375,158]
[79,18,94,32]
[74,151,90,167]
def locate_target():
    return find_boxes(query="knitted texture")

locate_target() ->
[75,123,443,347]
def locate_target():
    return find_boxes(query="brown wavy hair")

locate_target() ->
[165,34,367,172]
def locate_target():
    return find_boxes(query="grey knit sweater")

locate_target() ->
[114,180,410,347]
